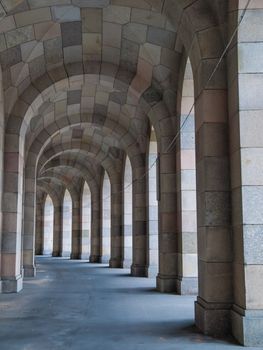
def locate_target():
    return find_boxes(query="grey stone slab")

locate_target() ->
[51,5,80,22]
[61,21,82,47]
[0,45,21,70]
[67,90,81,105]
[28,54,45,80]
[72,0,109,7]
[120,39,139,72]
[44,37,63,65]
[147,26,175,49]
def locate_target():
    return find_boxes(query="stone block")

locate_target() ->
[15,8,51,26]
[103,22,121,48]
[239,73,263,110]
[81,8,102,33]
[123,22,147,44]
[0,16,16,34]
[232,308,263,347]
[242,186,263,224]
[44,37,63,65]
[239,42,263,74]
[61,21,82,47]
[147,26,175,49]
[139,43,161,65]
[21,40,44,62]
[83,33,102,57]
[5,25,34,48]
[63,45,82,64]
[244,265,263,309]
[67,90,81,105]
[103,5,130,24]
[195,300,231,337]
[28,54,45,80]
[28,0,70,7]
[131,8,165,28]
[198,226,232,262]
[120,39,139,72]
[0,33,6,52]
[34,21,61,41]
[102,46,120,65]
[239,110,263,148]
[73,0,109,7]
[10,61,29,86]
[51,5,80,22]
[239,9,263,42]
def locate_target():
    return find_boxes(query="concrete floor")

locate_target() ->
[0,258,257,350]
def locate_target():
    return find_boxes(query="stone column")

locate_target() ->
[176,115,198,294]
[35,200,44,255]
[71,195,81,259]
[89,189,101,263]
[52,204,62,257]
[194,87,233,336]
[0,68,4,292]
[110,173,123,268]
[23,158,37,277]
[1,132,23,292]
[175,59,198,295]
[131,158,148,277]
[228,3,263,346]
[156,151,177,292]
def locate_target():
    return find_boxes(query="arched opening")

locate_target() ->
[176,58,198,294]
[102,171,111,263]
[148,128,159,277]
[62,189,72,258]
[82,182,91,260]
[123,156,132,268]
[43,195,54,256]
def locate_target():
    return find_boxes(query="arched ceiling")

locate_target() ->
[0,0,226,198]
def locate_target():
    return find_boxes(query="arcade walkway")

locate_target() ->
[0,258,256,350]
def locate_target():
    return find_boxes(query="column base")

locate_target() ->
[175,277,198,295]
[89,255,101,263]
[131,264,148,277]
[52,252,60,257]
[195,297,232,337]
[109,258,123,268]
[70,253,81,260]
[232,305,263,347]
[2,275,23,293]
[23,265,36,278]
[156,274,177,292]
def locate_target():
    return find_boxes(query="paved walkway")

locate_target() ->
[0,257,256,349]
